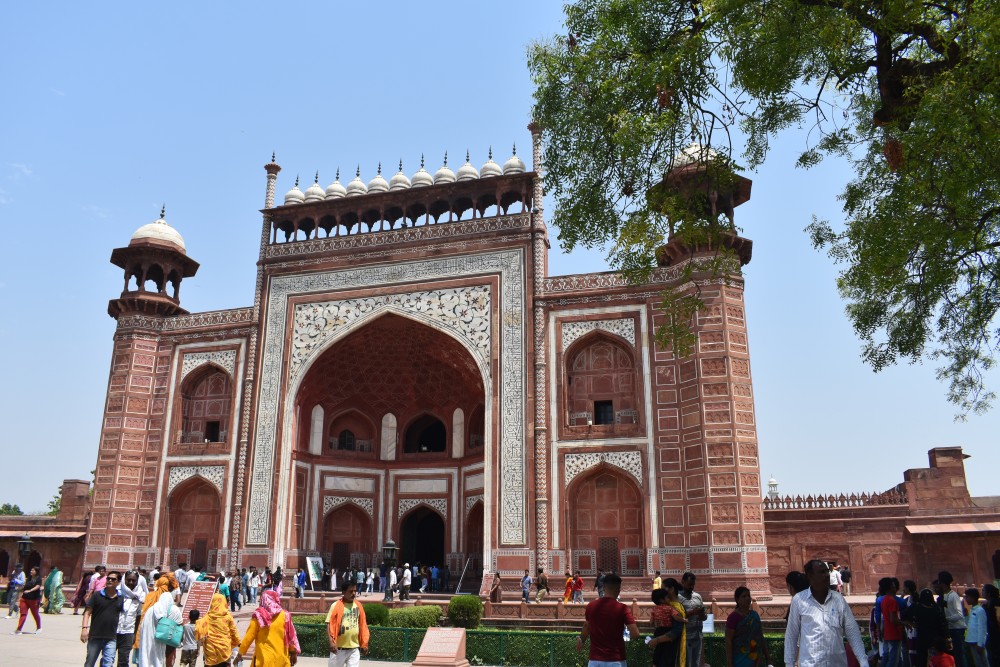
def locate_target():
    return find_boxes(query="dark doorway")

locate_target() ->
[400,507,445,567]
[193,539,208,570]
[0,550,8,578]
[404,415,447,453]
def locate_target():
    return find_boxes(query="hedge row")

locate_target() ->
[291,624,807,667]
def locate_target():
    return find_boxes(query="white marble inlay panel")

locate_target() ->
[561,318,635,349]
[399,479,448,494]
[324,477,376,493]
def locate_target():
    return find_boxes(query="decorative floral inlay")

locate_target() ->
[168,466,225,494]
[323,496,374,517]
[247,250,525,546]
[398,498,448,518]
[181,350,237,380]
[290,286,490,378]
[465,494,484,516]
[561,318,636,349]
[564,451,643,487]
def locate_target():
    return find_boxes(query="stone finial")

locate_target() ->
[314,171,319,183]
[294,175,300,187]
[488,146,493,160]
[377,161,382,175]
[335,167,340,180]
[443,150,448,166]
[420,154,425,169]
[160,204,166,220]
[398,159,403,172]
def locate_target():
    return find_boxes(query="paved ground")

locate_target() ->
[0,595,400,667]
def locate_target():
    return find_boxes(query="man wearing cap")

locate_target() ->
[400,564,412,601]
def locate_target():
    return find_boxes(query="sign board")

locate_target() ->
[306,556,324,583]
[413,627,469,667]
[181,580,217,619]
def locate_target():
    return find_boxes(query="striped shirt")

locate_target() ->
[784,588,869,667]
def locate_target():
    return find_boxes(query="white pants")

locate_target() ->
[329,647,361,667]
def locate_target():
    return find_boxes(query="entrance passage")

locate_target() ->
[400,507,445,567]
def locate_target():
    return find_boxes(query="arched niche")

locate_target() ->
[179,366,233,444]
[308,404,324,455]
[327,409,376,455]
[566,468,644,573]
[403,413,447,454]
[565,333,640,427]
[380,413,397,461]
[322,504,372,570]
[400,505,446,567]
[166,477,221,569]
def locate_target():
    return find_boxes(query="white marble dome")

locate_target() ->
[304,172,325,203]
[456,150,479,182]
[346,166,368,197]
[480,147,502,178]
[502,144,526,175]
[411,155,433,188]
[368,163,389,194]
[389,160,411,191]
[671,143,722,168]
[131,209,186,252]
[433,152,456,185]
[325,168,347,199]
[283,176,305,205]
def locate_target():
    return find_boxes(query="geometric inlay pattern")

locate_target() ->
[465,494,484,517]
[561,318,636,350]
[323,495,374,518]
[247,249,525,546]
[564,451,643,488]
[399,497,448,519]
[167,466,225,494]
[180,350,237,381]
[290,285,490,379]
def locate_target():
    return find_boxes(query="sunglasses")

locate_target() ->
[107,577,120,582]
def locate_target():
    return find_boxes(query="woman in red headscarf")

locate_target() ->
[235,589,300,666]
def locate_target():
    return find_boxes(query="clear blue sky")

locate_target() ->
[1,2,996,513]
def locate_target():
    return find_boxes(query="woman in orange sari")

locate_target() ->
[195,593,240,667]
[562,571,573,603]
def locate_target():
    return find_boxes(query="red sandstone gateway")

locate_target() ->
[12,132,984,602]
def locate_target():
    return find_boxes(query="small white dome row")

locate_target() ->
[283,147,527,205]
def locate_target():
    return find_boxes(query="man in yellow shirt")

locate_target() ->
[652,571,662,592]
[327,581,369,667]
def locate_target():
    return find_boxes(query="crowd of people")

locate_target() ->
[313,562,452,600]
[4,560,301,666]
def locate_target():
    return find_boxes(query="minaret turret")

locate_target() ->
[107,206,199,318]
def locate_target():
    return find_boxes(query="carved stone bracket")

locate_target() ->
[180,350,237,381]
[323,495,374,518]
[564,451,643,488]
[561,318,636,349]
[167,466,225,495]
[398,498,448,519]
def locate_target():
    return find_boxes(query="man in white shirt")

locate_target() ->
[829,564,843,592]
[936,571,968,667]
[173,563,188,599]
[116,571,143,666]
[384,567,397,602]
[785,559,869,667]
[400,564,412,601]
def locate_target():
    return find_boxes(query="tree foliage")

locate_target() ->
[529,0,1000,414]
[0,503,23,516]
[47,493,61,516]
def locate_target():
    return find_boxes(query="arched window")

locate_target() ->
[566,335,638,427]
[180,367,232,444]
[337,429,356,451]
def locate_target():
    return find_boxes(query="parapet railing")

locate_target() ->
[763,488,908,510]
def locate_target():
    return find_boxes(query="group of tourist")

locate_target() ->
[317,562,451,598]
[72,564,299,666]
[863,569,1000,667]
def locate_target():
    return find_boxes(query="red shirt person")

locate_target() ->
[576,573,640,665]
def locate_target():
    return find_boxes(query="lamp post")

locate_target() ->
[381,539,397,602]
[17,533,32,565]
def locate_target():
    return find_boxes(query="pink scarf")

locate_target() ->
[252,590,300,653]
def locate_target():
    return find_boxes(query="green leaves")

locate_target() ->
[532,0,1000,414]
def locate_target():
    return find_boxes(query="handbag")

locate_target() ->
[154,615,183,647]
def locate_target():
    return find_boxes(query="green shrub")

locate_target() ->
[364,602,390,626]
[448,595,484,629]
[387,604,442,628]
